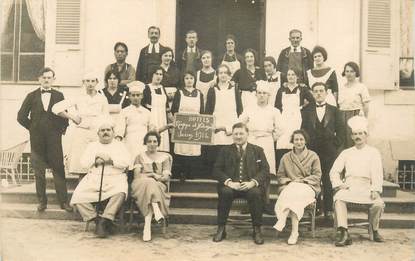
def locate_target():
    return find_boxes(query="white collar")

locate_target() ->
[187,46,196,53]
[148,42,160,53]
[290,45,302,52]
[235,142,248,150]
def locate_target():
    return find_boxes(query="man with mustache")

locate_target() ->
[70,116,131,238]
[136,26,168,83]
[330,116,385,246]
[212,122,270,245]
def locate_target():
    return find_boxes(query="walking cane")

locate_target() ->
[96,159,105,218]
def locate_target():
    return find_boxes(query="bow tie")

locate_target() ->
[316,103,326,108]
[41,89,52,94]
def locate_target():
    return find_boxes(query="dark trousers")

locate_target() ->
[217,186,264,226]
[30,128,68,205]
[315,150,336,213]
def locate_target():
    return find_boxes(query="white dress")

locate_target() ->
[149,85,170,152]
[52,93,109,174]
[239,104,282,174]
[213,86,238,145]
[174,90,202,156]
[330,145,384,204]
[307,68,337,106]
[70,141,131,205]
[276,89,302,150]
[115,105,154,160]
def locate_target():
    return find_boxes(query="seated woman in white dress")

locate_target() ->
[131,131,172,242]
[273,129,321,245]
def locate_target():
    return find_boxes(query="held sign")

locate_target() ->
[172,113,215,145]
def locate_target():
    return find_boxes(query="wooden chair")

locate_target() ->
[302,199,317,238]
[333,202,374,240]
[0,140,28,184]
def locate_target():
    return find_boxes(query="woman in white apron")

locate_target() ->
[220,34,242,77]
[275,69,315,169]
[196,50,216,109]
[171,71,204,180]
[232,49,266,110]
[101,70,130,123]
[263,56,282,107]
[307,46,338,106]
[52,73,109,176]
[142,67,172,152]
[205,64,243,177]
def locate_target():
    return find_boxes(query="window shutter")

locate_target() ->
[55,0,81,45]
[361,0,399,90]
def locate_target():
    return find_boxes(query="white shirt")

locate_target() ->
[316,103,326,122]
[290,45,302,53]
[40,87,52,111]
[147,42,160,53]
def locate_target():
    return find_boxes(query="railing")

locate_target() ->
[397,162,415,190]
[0,153,34,184]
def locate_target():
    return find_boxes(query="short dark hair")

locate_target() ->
[342,61,360,77]
[225,34,237,47]
[185,30,197,37]
[311,45,327,61]
[264,56,277,68]
[149,66,164,81]
[232,122,249,133]
[104,69,121,83]
[38,67,55,77]
[160,47,175,61]
[182,71,196,87]
[143,131,161,145]
[114,42,128,53]
[289,29,302,37]
[243,48,258,65]
[148,26,160,34]
[311,82,328,91]
[290,129,310,144]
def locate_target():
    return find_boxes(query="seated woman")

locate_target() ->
[131,131,172,242]
[273,129,321,245]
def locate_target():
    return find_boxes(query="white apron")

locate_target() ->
[196,70,216,109]
[307,68,337,106]
[241,91,257,111]
[249,131,276,174]
[150,86,170,152]
[123,107,150,159]
[334,177,384,204]
[221,58,241,77]
[174,90,202,156]
[213,87,237,145]
[277,90,302,149]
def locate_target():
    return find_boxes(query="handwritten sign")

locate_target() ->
[172,113,215,145]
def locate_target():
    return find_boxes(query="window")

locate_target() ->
[400,0,414,88]
[1,0,45,82]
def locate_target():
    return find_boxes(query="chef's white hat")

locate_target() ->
[82,70,99,81]
[127,81,145,93]
[256,80,271,94]
[347,116,368,133]
[96,115,115,132]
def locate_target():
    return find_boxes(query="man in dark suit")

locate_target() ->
[178,30,202,74]
[212,122,270,245]
[301,82,345,217]
[17,67,75,212]
[276,29,313,84]
[136,26,168,83]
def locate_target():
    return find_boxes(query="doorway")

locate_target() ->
[175,0,266,65]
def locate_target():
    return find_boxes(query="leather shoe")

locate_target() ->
[37,203,47,212]
[213,225,226,242]
[60,203,73,212]
[95,217,109,238]
[253,226,264,245]
[335,228,352,247]
[372,231,385,243]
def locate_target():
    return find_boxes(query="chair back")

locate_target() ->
[160,152,173,193]
[0,140,29,169]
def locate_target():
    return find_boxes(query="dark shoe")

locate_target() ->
[37,203,47,212]
[372,231,384,243]
[95,217,109,238]
[253,226,264,245]
[335,228,352,247]
[213,225,226,242]
[60,203,73,212]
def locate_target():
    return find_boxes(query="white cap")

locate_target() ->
[96,115,115,132]
[256,80,271,94]
[347,116,368,132]
[127,81,145,93]
[82,70,99,81]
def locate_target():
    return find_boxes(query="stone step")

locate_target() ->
[2,183,414,213]
[47,176,400,197]
[1,203,415,228]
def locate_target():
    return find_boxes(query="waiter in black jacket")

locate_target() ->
[17,67,75,212]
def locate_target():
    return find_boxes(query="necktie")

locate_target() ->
[238,145,244,158]
[151,44,156,54]
[293,47,297,52]
[41,89,51,94]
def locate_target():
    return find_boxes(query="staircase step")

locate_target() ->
[2,203,415,228]
[2,183,414,213]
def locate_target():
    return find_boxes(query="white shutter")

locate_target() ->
[45,0,84,86]
[361,0,399,90]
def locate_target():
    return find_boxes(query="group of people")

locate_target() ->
[17,26,384,247]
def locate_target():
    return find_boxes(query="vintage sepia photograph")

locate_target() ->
[0,0,414,260]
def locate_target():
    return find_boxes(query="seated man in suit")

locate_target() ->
[330,116,385,246]
[70,117,131,238]
[301,82,345,217]
[212,122,270,245]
